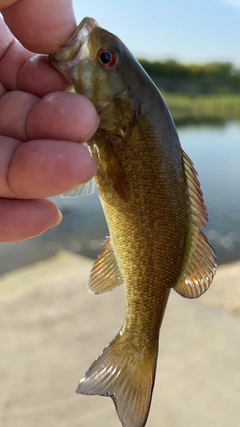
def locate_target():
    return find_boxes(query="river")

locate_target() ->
[0,121,239,275]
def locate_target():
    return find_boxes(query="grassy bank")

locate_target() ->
[137,59,240,125]
[162,92,240,125]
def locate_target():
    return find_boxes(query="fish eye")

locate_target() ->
[97,48,117,68]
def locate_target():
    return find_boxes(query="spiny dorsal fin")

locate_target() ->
[88,237,123,294]
[76,333,157,427]
[173,151,217,299]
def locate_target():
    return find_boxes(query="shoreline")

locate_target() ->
[0,236,239,278]
[1,175,239,277]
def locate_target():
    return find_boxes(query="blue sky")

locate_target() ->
[72,0,240,66]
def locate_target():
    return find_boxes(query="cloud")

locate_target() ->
[223,0,240,8]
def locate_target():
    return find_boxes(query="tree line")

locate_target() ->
[138,59,240,95]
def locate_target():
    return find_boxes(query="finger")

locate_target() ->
[0,82,7,96]
[0,91,99,142]
[0,91,38,141]
[2,0,76,53]
[3,138,97,199]
[26,92,100,142]
[17,56,71,97]
[0,35,70,95]
[0,198,62,243]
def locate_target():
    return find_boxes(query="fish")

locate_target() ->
[50,17,217,427]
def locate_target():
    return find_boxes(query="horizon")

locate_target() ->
[136,57,239,68]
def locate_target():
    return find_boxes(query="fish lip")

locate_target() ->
[49,17,99,82]
[77,17,99,39]
[50,17,98,64]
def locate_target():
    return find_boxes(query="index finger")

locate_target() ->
[2,0,76,53]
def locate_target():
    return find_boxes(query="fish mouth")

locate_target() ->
[49,17,98,79]
[77,17,99,40]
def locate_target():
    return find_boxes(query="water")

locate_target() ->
[0,121,239,275]
[179,121,240,264]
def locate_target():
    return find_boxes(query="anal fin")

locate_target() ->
[174,229,216,298]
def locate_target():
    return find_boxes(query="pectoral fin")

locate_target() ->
[90,135,130,201]
[88,237,123,294]
[61,143,95,198]
[173,151,217,299]
[104,151,130,201]
[60,178,95,198]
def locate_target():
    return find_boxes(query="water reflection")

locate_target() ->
[179,121,240,264]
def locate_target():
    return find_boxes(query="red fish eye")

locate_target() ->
[98,48,117,68]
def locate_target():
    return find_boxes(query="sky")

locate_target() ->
[72,0,240,66]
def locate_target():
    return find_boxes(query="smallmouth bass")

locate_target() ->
[50,18,217,427]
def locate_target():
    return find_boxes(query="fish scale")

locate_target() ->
[50,17,217,427]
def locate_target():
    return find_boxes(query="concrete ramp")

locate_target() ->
[0,252,239,427]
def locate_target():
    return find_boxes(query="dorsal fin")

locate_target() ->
[88,237,123,294]
[173,150,217,299]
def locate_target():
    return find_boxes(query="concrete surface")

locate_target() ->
[0,251,240,427]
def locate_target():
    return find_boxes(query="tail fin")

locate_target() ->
[76,334,158,427]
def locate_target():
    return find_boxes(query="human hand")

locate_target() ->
[0,0,99,243]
